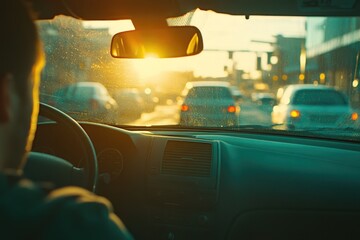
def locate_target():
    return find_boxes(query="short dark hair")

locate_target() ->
[0,0,39,96]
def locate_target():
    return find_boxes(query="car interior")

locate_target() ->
[22,0,360,239]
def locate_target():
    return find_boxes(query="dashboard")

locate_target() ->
[32,122,360,240]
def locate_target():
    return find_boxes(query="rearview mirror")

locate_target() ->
[110,26,203,58]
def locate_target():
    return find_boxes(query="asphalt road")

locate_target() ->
[126,101,273,127]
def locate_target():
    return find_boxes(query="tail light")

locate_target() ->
[227,105,236,113]
[290,110,300,118]
[351,112,358,121]
[181,104,189,112]
[90,99,99,110]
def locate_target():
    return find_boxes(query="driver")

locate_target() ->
[0,1,133,239]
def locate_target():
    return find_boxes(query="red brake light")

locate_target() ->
[181,104,189,112]
[290,110,300,118]
[351,112,358,121]
[227,106,236,113]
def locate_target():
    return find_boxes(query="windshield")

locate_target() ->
[37,11,360,140]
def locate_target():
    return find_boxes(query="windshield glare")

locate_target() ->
[37,11,360,140]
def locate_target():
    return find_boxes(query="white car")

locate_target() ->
[272,84,358,129]
[51,82,118,123]
[179,81,240,127]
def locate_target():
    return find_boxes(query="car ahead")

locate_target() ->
[255,93,276,106]
[230,86,244,103]
[52,82,118,123]
[15,0,360,240]
[112,88,144,121]
[272,84,359,129]
[140,88,158,113]
[179,81,240,127]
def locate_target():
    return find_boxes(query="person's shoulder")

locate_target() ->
[0,174,133,239]
[0,174,52,239]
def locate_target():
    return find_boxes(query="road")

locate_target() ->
[126,105,180,125]
[239,101,273,126]
[125,100,273,127]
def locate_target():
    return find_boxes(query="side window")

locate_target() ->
[55,87,71,100]
[181,87,189,98]
[65,86,74,98]
[185,88,196,98]
[73,87,94,100]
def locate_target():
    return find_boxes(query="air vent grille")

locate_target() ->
[162,141,212,177]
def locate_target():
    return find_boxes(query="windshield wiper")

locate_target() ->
[288,126,360,141]
[112,123,284,132]
[293,126,360,136]
[224,123,288,130]
[111,123,359,141]
[113,123,288,131]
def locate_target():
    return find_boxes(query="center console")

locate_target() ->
[146,138,220,240]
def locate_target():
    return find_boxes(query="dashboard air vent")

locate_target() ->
[162,141,212,177]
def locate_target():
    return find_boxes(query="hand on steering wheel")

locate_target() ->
[24,103,98,192]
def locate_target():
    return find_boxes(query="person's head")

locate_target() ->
[0,0,45,174]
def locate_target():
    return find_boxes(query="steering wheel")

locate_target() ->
[24,103,98,192]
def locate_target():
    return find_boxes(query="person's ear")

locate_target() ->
[0,73,12,123]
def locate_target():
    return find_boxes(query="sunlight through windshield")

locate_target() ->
[37,10,360,140]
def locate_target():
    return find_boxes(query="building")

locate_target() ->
[268,35,305,89]
[305,17,360,106]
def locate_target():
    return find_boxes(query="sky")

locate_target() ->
[84,10,306,78]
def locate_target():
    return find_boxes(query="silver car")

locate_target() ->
[179,81,240,127]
